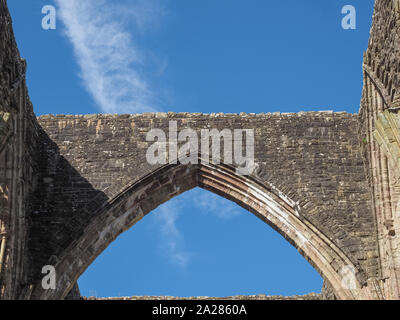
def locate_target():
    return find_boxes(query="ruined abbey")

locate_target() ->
[1,0,400,300]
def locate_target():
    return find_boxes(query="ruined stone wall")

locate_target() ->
[358,0,400,299]
[85,294,322,300]
[363,0,400,106]
[0,0,41,299]
[1,0,399,300]
[28,112,378,299]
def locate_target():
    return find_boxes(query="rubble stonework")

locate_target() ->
[0,0,399,300]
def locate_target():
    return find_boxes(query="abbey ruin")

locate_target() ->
[0,0,400,300]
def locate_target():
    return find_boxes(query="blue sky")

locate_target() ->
[8,0,374,297]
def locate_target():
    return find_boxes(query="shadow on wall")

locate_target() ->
[26,126,109,299]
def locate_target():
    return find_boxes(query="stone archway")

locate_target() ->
[30,160,374,300]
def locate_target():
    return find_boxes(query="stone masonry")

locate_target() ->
[0,0,399,300]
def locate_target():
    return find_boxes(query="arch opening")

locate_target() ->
[32,161,371,300]
[78,187,323,298]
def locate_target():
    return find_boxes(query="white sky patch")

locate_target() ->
[194,189,242,220]
[154,201,191,268]
[54,0,162,113]
[152,188,241,268]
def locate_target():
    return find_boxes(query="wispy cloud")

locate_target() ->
[194,189,242,220]
[152,188,242,268]
[154,200,191,268]
[54,0,163,113]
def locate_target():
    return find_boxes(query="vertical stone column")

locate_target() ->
[0,0,41,299]
[358,0,400,299]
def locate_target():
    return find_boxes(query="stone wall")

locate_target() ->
[85,294,322,300]
[362,0,400,107]
[26,111,378,299]
[1,0,400,300]
[0,0,41,299]
[358,0,400,299]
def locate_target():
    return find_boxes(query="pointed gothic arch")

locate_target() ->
[30,158,373,300]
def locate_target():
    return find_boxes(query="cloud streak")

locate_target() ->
[154,200,191,268]
[54,0,161,113]
[194,189,242,220]
[152,188,242,268]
